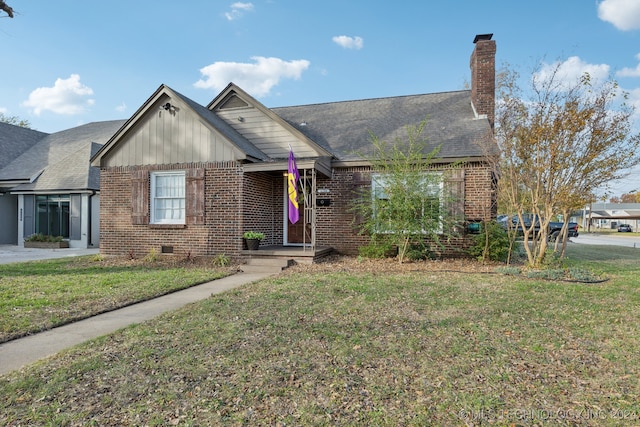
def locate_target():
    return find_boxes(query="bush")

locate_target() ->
[405,243,434,261]
[212,253,231,267]
[468,221,511,262]
[24,233,64,243]
[358,236,397,259]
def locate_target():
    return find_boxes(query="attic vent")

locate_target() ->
[219,94,249,109]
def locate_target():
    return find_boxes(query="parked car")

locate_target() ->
[618,224,633,232]
[497,214,578,241]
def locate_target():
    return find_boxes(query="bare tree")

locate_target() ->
[0,1,14,18]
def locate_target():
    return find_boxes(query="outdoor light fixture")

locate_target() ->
[158,102,178,116]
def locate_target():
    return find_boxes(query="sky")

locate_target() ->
[1,0,640,195]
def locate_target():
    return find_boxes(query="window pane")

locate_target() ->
[152,172,185,223]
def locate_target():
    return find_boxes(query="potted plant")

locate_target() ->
[243,231,264,250]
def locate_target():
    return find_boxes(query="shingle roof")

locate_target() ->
[0,122,48,170]
[1,120,125,192]
[273,90,493,161]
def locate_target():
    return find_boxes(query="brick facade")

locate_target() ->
[314,162,496,256]
[100,160,495,259]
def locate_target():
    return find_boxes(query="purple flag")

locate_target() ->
[287,149,300,224]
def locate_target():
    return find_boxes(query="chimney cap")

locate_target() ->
[473,33,493,43]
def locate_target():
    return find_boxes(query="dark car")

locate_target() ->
[618,224,633,232]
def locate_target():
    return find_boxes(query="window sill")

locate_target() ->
[149,224,186,229]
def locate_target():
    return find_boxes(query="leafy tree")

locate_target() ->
[352,119,462,263]
[620,192,640,203]
[0,113,31,128]
[496,63,640,267]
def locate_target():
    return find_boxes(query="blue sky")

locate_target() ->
[2,0,640,194]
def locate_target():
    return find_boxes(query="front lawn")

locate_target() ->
[0,256,231,343]
[1,245,639,425]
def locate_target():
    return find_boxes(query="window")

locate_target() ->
[151,171,185,224]
[371,172,443,233]
[35,195,70,237]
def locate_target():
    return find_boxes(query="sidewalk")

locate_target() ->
[0,244,99,264]
[0,270,276,376]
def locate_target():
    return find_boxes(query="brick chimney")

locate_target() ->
[470,33,496,129]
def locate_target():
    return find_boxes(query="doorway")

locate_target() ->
[285,175,314,246]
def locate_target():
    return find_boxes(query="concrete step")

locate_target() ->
[241,257,292,274]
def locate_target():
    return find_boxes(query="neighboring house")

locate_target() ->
[580,203,640,231]
[0,120,125,247]
[91,34,498,260]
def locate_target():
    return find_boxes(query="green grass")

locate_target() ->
[0,256,230,342]
[1,245,639,426]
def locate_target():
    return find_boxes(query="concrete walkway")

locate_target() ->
[0,254,277,375]
[0,244,100,264]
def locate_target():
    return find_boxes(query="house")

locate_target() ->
[580,203,640,231]
[0,120,125,247]
[90,34,498,260]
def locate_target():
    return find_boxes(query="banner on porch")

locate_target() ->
[288,148,300,224]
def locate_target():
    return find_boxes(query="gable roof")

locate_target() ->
[208,83,334,160]
[273,90,493,162]
[91,85,270,166]
[91,83,494,169]
[1,120,125,192]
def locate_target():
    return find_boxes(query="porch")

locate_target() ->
[241,245,334,265]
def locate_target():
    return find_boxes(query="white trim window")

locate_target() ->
[151,171,186,224]
[371,172,443,233]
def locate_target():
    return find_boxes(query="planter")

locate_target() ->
[24,241,69,249]
[245,238,261,250]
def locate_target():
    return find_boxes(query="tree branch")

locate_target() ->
[0,0,14,18]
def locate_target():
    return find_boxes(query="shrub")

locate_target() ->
[495,266,521,276]
[405,243,434,261]
[24,233,64,243]
[144,247,159,263]
[358,236,397,259]
[468,221,511,262]
[212,253,231,267]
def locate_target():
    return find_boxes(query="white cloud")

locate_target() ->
[616,53,640,77]
[22,74,94,116]
[534,56,610,88]
[0,107,7,114]
[225,2,254,21]
[115,102,127,113]
[332,35,364,50]
[194,56,310,97]
[598,0,640,31]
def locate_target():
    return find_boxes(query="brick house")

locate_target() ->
[91,34,497,260]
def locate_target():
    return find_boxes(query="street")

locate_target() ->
[571,233,640,248]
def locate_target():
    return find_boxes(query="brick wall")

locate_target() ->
[470,37,496,129]
[100,162,244,259]
[316,163,496,256]
[242,172,280,246]
[100,161,496,259]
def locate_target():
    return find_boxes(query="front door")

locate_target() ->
[286,177,312,245]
